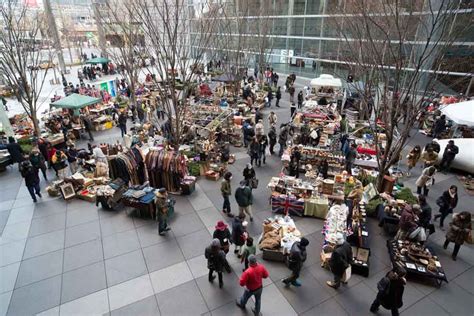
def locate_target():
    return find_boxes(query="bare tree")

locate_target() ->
[331,0,468,190]
[95,0,146,113]
[0,1,55,137]
[134,0,223,146]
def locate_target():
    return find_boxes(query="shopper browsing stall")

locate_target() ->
[155,188,171,236]
[406,145,421,176]
[282,237,309,287]
[327,233,352,289]
[443,211,471,261]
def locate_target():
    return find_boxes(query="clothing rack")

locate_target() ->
[108,147,147,185]
[145,148,188,192]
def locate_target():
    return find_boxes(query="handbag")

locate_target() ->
[342,265,352,282]
[428,224,436,235]
[251,178,259,189]
[436,196,445,208]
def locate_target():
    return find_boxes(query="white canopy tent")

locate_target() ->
[440,99,474,127]
[310,74,343,89]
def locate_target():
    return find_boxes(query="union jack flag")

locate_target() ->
[271,194,305,217]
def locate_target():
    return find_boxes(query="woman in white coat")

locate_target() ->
[415,166,436,196]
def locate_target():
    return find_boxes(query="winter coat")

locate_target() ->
[438,190,458,213]
[442,144,459,160]
[235,186,253,207]
[415,167,435,187]
[433,117,446,135]
[6,142,23,163]
[399,207,418,233]
[29,153,46,170]
[20,164,40,187]
[329,241,352,276]
[278,128,288,145]
[231,217,246,246]
[419,202,432,229]
[446,213,472,245]
[421,151,438,166]
[204,246,226,272]
[213,228,232,246]
[249,142,259,157]
[287,242,307,273]
[154,192,168,219]
[345,148,357,164]
[221,179,231,196]
[268,128,277,143]
[406,149,421,168]
[243,167,255,181]
[376,272,405,309]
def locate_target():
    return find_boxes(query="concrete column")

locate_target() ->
[43,0,66,74]
[93,1,108,58]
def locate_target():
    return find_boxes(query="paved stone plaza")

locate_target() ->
[1,75,473,316]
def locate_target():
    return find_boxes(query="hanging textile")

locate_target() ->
[145,148,188,192]
[108,147,147,185]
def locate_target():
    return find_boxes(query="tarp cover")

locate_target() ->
[50,93,102,109]
[85,57,111,64]
[440,99,474,127]
[310,74,342,88]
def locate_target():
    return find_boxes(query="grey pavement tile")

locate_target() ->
[0,200,14,212]
[0,220,31,244]
[28,213,66,237]
[334,282,377,316]
[60,288,109,316]
[132,215,152,229]
[208,300,248,316]
[107,275,154,311]
[0,240,25,267]
[136,222,175,248]
[196,207,227,229]
[5,205,34,225]
[7,275,61,316]
[168,212,205,237]
[300,298,349,316]
[173,196,196,215]
[275,269,332,314]
[111,295,159,316]
[149,261,194,294]
[64,220,101,248]
[99,212,136,236]
[291,217,323,236]
[187,184,214,211]
[307,262,364,294]
[453,266,474,295]
[66,207,99,227]
[195,272,242,311]
[0,262,20,294]
[15,249,63,289]
[259,255,296,283]
[402,296,449,316]
[142,239,185,272]
[11,197,35,210]
[187,254,209,279]
[259,283,298,316]
[33,199,66,218]
[428,281,474,315]
[105,249,148,287]
[156,280,208,316]
[23,229,65,260]
[102,229,140,259]
[0,210,10,234]
[35,306,59,316]
[61,261,107,304]
[63,239,103,272]
[176,228,212,260]
[0,291,13,316]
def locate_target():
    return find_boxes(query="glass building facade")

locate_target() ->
[189,0,474,94]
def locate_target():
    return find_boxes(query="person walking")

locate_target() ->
[221,172,234,217]
[415,166,436,196]
[297,90,304,109]
[235,180,253,221]
[406,145,421,176]
[327,233,352,289]
[257,135,268,167]
[266,90,273,107]
[345,143,357,174]
[236,255,269,316]
[205,239,226,288]
[278,124,288,157]
[432,114,446,138]
[118,111,128,137]
[395,205,420,241]
[231,213,247,254]
[255,120,264,137]
[434,185,458,230]
[66,143,78,174]
[240,236,256,271]
[288,84,295,104]
[439,140,459,173]
[243,164,256,187]
[282,237,309,287]
[290,102,297,118]
[155,188,171,236]
[82,115,94,141]
[20,160,42,203]
[275,87,282,107]
[6,136,24,168]
[268,125,277,155]
[443,211,471,261]
[51,149,68,179]
[370,267,407,316]
[418,195,432,239]
[213,220,232,272]
[29,148,47,181]
[268,111,278,126]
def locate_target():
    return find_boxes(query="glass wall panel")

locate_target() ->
[293,0,306,15]
[304,17,322,36]
[306,0,322,14]
[290,17,305,36]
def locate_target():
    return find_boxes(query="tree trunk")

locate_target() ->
[31,111,41,137]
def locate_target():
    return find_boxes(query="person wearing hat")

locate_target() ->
[29,147,48,181]
[155,188,171,236]
[213,220,232,273]
[235,180,253,221]
[204,239,226,288]
[282,237,309,287]
[236,254,269,316]
[327,233,353,289]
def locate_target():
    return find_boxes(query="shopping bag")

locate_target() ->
[342,265,352,282]
[251,178,259,189]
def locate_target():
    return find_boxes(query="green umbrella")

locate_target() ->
[85,57,111,64]
[51,93,102,110]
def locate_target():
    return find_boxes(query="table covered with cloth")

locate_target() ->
[304,197,329,219]
[271,194,305,217]
[122,187,156,218]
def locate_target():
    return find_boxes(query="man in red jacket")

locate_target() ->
[236,255,269,316]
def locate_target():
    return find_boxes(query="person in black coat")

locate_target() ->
[6,136,24,166]
[417,194,432,230]
[439,140,459,172]
[213,220,232,273]
[282,237,309,287]
[118,112,127,137]
[297,91,304,109]
[243,163,256,186]
[319,159,329,179]
[432,115,446,138]
[268,125,277,155]
[205,239,226,288]
[370,267,407,316]
[434,185,458,229]
[231,214,246,254]
[275,86,282,107]
[327,233,353,289]
[20,160,41,202]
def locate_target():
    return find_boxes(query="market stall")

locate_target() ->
[309,74,343,104]
[259,215,302,262]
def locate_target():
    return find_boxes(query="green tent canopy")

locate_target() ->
[51,93,102,110]
[85,57,111,64]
